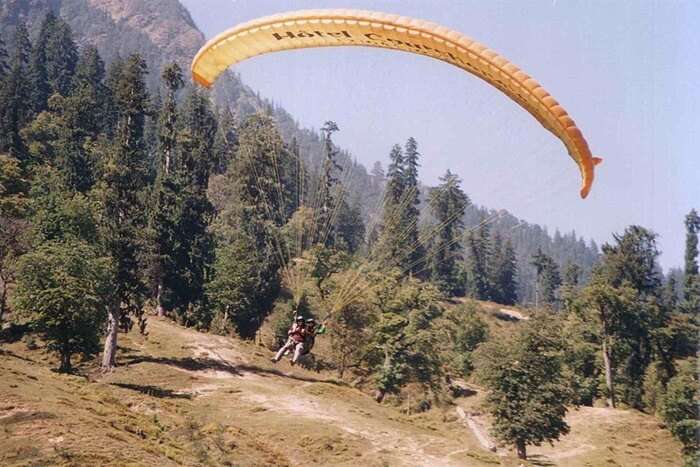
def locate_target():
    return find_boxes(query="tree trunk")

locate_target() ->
[516,439,527,460]
[102,306,120,370]
[0,284,6,323]
[602,338,615,408]
[374,389,385,403]
[155,283,165,318]
[59,352,71,373]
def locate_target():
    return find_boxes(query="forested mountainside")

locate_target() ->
[0,0,598,304]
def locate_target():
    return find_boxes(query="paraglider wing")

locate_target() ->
[191,9,601,198]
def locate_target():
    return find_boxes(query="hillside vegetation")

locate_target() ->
[1,308,684,466]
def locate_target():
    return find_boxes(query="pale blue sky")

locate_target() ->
[182,0,699,270]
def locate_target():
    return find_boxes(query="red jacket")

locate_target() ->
[288,323,306,343]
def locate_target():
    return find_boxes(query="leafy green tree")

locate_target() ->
[96,54,150,370]
[0,153,29,322]
[368,271,444,402]
[658,359,699,466]
[476,316,570,460]
[437,301,489,377]
[593,226,664,408]
[579,279,636,408]
[12,240,114,372]
[561,311,600,406]
[28,167,98,244]
[209,113,294,336]
[429,170,469,296]
[206,234,261,336]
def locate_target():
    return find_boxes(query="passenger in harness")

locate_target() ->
[271,315,307,366]
[301,318,326,355]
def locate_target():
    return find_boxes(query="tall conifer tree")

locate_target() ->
[99,54,150,370]
[0,23,32,161]
[429,170,469,296]
[683,209,699,313]
[403,137,424,276]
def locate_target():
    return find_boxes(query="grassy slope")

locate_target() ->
[0,306,684,467]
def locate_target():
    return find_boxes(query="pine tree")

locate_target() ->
[335,195,365,254]
[467,220,491,300]
[683,209,699,314]
[70,46,108,138]
[149,63,184,318]
[0,34,9,79]
[493,238,518,305]
[22,46,107,192]
[0,23,32,161]
[44,17,78,97]
[563,261,582,287]
[98,54,150,370]
[429,170,469,296]
[375,144,406,266]
[212,106,237,175]
[531,248,561,306]
[403,137,424,276]
[28,13,55,114]
[316,121,341,247]
[210,113,293,337]
[172,88,216,325]
[598,226,661,297]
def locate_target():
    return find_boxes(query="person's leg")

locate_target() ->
[291,342,305,364]
[273,339,293,362]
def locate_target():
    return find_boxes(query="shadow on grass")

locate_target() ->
[236,363,346,386]
[111,382,193,399]
[123,354,346,386]
[0,348,35,362]
[528,454,555,466]
[123,355,243,376]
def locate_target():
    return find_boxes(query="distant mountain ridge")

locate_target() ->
[0,0,599,304]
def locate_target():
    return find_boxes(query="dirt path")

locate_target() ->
[146,319,493,466]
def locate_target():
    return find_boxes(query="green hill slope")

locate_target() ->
[1,314,684,466]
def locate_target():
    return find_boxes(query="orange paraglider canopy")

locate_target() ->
[191,9,602,198]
